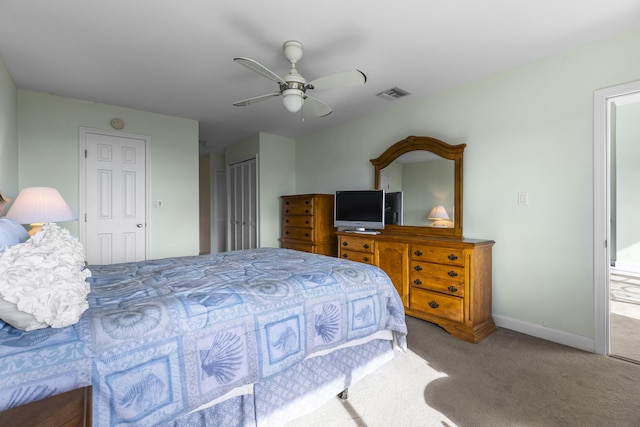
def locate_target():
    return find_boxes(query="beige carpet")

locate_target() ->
[288,316,640,427]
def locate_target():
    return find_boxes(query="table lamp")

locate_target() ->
[428,205,451,228]
[5,187,76,235]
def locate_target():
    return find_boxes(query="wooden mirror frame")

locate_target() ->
[371,135,466,238]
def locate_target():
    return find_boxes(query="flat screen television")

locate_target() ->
[334,189,385,232]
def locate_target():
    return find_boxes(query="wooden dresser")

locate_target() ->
[337,231,495,343]
[281,194,337,256]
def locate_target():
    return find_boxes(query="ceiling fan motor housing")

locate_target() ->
[283,40,303,64]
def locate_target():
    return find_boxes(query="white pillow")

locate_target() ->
[0,223,91,331]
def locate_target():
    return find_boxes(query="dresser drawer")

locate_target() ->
[410,288,463,322]
[339,235,375,253]
[411,272,464,297]
[282,241,314,253]
[411,245,464,266]
[340,249,374,264]
[283,197,315,215]
[283,226,314,241]
[283,215,313,227]
[411,261,464,285]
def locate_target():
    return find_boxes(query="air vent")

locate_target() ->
[376,87,411,101]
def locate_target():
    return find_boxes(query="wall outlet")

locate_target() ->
[154,200,163,208]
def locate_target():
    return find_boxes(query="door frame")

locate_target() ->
[593,80,640,355]
[78,127,152,260]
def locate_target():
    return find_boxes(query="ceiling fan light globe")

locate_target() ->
[282,89,304,113]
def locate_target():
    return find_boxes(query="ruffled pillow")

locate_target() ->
[0,223,92,331]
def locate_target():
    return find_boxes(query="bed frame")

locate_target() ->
[0,386,92,427]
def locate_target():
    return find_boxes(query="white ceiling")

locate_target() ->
[1,1,639,154]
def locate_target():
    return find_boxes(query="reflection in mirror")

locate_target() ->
[371,135,466,238]
[380,152,455,228]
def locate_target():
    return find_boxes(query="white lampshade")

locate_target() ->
[428,205,450,220]
[6,187,76,235]
[282,88,304,113]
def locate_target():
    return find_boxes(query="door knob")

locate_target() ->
[137,223,143,228]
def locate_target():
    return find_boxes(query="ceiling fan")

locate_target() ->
[233,40,367,117]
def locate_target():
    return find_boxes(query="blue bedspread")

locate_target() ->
[0,248,406,426]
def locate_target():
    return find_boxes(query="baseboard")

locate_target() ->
[493,314,595,353]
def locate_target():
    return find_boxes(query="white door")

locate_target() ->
[227,158,257,251]
[80,128,148,264]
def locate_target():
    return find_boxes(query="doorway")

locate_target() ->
[594,81,640,360]
[79,127,150,265]
[227,157,258,251]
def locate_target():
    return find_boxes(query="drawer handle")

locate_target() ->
[448,285,458,292]
[363,256,370,262]
[342,241,349,246]
[305,209,309,214]
[305,220,309,224]
[305,233,309,237]
[414,265,422,271]
[414,279,422,285]
[428,301,439,309]
[305,201,309,205]
[414,250,423,256]
[342,253,349,258]
[448,271,458,277]
[363,243,370,249]
[285,219,289,223]
[448,254,458,261]
[285,231,289,235]
[285,209,290,213]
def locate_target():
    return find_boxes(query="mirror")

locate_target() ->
[371,135,466,238]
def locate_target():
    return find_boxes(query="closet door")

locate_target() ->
[227,158,257,250]
[214,169,227,253]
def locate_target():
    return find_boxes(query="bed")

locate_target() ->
[0,222,407,426]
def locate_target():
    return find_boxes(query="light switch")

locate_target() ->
[517,192,528,206]
[154,200,163,208]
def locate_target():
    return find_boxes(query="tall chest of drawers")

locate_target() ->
[338,231,495,343]
[281,194,337,256]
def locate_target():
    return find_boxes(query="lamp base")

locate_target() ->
[28,223,45,236]
[430,220,454,228]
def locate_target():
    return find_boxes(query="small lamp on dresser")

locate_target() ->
[428,205,452,228]
[5,187,76,235]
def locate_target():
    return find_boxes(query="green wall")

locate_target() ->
[17,90,200,259]
[258,133,295,248]
[294,29,640,342]
[0,56,18,204]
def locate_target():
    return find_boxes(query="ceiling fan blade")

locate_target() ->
[234,57,286,84]
[233,92,281,107]
[307,69,366,90]
[304,95,333,117]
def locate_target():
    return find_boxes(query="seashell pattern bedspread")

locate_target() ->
[0,248,407,426]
